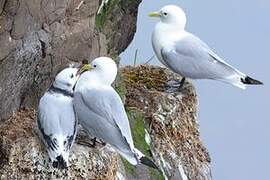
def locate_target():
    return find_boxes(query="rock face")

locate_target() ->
[0,66,211,179]
[0,0,141,120]
[0,0,211,179]
[0,108,120,179]
[121,66,212,180]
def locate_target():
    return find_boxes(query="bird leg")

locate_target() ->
[77,140,96,148]
[89,137,105,147]
[165,77,186,92]
[91,137,97,147]
[165,80,180,87]
[93,138,106,146]
[178,77,186,89]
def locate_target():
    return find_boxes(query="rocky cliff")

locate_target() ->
[120,66,211,180]
[0,66,211,179]
[0,0,141,120]
[0,0,211,179]
[0,108,120,179]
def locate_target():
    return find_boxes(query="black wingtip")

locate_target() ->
[52,155,68,169]
[241,76,263,85]
[140,156,159,170]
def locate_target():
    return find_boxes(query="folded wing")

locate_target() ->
[38,94,77,167]
[161,32,244,80]
[74,86,137,165]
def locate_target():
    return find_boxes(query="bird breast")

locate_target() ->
[152,22,184,65]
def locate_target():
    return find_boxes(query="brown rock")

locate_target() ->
[0,65,212,180]
[0,108,120,179]
[121,66,212,180]
[0,0,141,120]
[0,1,212,179]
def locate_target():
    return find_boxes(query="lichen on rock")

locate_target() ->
[121,65,212,180]
[0,65,212,180]
[0,0,141,121]
[0,108,120,179]
[95,0,142,56]
[0,1,212,179]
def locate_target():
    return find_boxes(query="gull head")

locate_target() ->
[53,67,80,92]
[78,57,118,85]
[149,5,187,29]
[91,57,118,85]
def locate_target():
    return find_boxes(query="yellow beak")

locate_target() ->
[148,11,160,17]
[77,64,92,76]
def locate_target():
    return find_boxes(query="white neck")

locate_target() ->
[75,70,113,92]
[155,21,185,37]
[152,22,186,64]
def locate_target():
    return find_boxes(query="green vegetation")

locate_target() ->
[123,66,168,91]
[150,169,165,180]
[120,108,150,176]
[115,65,165,179]
[114,72,127,100]
[126,108,150,156]
[121,157,136,175]
[96,0,120,29]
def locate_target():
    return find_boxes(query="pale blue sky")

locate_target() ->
[120,1,270,180]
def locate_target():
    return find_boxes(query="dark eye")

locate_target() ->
[70,74,74,78]
[163,12,168,16]
[93,64,97,68]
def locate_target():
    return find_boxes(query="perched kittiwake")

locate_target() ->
[37,66,79,169]
[74,57,158,169]
[149,5,263,89]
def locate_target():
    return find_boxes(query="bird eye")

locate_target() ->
[163,12,168,16]
[70,74,74,78]
[93,64,97,68]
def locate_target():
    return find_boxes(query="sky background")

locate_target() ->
[120,1,270,180]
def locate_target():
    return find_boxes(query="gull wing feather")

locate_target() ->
[74,86,137,164]
[38,93,77,159]
[161,32,244,80]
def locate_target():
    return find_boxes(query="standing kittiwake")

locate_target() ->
[37,66,79,169]
[74,57,158,169]
[149,5,263,89]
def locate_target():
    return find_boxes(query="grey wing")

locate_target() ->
[37,112,58,151]
[38,94,77,152]
[38,98,59,151]
[59,101,77,151]
[74,87,134,151]
[161,33,243,80]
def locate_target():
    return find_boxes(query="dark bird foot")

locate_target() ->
[77,139,97,148]
[77,137,106,148]
[165,77,186,92]
[91,137,97,147]
[92,137,106,146]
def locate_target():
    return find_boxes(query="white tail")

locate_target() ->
[219,74,247,90]
[48,135,70,169]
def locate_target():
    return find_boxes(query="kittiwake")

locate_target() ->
[149,5,263,89]
[74,57,158,169]
[37,66,79,169]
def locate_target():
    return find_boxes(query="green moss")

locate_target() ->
[121,108,152,176]
[122,66,168,91]
[121,157,136,175]
[114,73,127,100]
[95,0,120,29]
[125,108,164,179]
[112,53,120,63]
[117,71,165,180]
[126,108,150,156]
[150,169,165,180]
